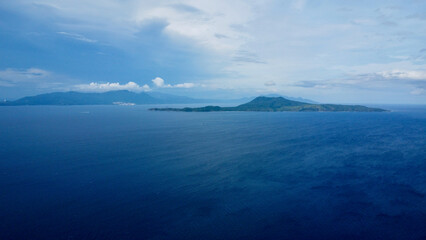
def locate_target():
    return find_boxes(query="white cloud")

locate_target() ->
[0,67,77,91]
[378,70,426,80]
[0,68,49,80]
[151,77,195,88]
[74,78,195,93]
[264,81,276,86]
[4,0,255,52]
[57,32,97,43]
[74,81,151,92]
[174,82,195,88]
[152,77,167,87]
[410,88,425,95]
[133,1,255,51]
[0,68,52,86]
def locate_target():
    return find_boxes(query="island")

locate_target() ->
[150,96,387,112]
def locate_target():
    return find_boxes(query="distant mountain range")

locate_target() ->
[0,90,219,106]
[1,91,155,105]
[1,90,320,106]
[150,96,387,112]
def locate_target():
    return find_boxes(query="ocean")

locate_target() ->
[0,105,425,240]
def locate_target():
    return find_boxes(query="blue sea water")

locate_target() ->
[0,105,425,240]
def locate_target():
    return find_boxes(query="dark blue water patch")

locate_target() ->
[0,105,425,240]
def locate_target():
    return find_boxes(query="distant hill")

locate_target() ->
[150,96,387,112]
[0,91,157,105]
[0,90,211,105]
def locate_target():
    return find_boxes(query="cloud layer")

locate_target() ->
[73,77,196,93]
[75,82,150,92]
[152,77,195,88]
[0,68,51,86]
[1,0,426,102]
[57,32,97,43]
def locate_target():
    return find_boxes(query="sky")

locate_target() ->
[1,0,426,104]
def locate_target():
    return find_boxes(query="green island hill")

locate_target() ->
[150,96,387,112]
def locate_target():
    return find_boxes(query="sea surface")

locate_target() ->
[0,105,425,240]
